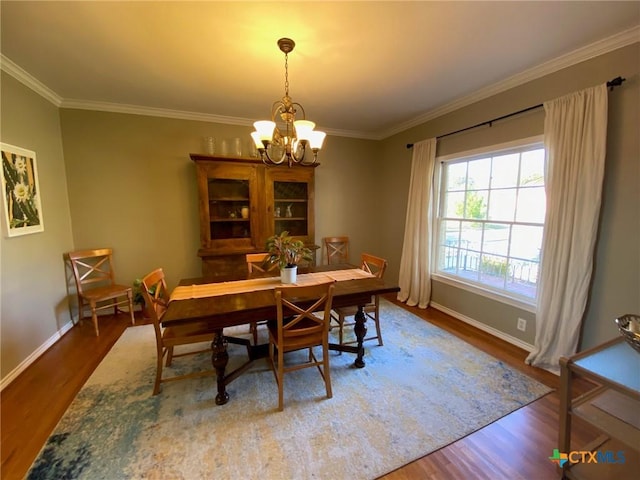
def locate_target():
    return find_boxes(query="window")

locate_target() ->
[435,138,545,306]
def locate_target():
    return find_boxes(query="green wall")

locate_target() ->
[1,72,74,379]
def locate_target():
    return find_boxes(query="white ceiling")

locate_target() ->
[1,1,639,140]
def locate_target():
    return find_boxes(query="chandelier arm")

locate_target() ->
[294,141,320,166]
[303,154,319,166]
[291,102,306,120]
[287,140,316,166]
[289,141,305,164]
[260,143,288,165]
[275,146,288,164]
[300,151,319,166]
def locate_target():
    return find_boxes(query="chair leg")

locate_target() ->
[374,316,383,346]
[370,307,383,346]
[268,341,274,369]
[277,346,284,411]
[76,294,84,325]
[90,301,99,336]
[127,292,135,326]
[153,347,165,395]
[323,342,332,399]
[250,322,258,345]
[338,312,345,354]
[373,297,383,346]
[166,346,174,366]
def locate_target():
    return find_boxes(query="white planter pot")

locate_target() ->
[281,265,297,284]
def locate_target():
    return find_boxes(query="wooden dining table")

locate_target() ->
[161,264,400,405]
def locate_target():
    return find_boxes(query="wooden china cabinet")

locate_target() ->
[190,154,317,276]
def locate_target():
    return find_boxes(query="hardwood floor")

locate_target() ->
[1,314,132,480]
[1,296,596,479]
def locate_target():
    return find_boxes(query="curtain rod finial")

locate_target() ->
[607,76,625,90]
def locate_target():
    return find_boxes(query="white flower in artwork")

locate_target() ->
[13,182,31,203]
[14,156,27,175]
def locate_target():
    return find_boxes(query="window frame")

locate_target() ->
[432,135,544,312]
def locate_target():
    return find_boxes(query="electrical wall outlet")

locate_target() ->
[517,318,527,332]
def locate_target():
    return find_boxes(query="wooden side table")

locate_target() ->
[559,337,640,479]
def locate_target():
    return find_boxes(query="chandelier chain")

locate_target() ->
[284,53,289,98]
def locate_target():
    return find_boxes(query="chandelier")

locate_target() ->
[250,38,326,167]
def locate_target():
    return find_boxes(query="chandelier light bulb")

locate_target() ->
[309,130,327,150]
[250,131,263,149]
[253,121,276,142]
[293,120,315,141]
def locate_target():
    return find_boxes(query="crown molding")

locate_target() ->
[3,26,638,141]
[58,99,374,140]
[60,98,256,126]
[380,25,640,139]
[0,54,63,106]
[324,127,379,140]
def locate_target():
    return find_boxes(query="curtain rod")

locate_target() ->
[406,76,626,149]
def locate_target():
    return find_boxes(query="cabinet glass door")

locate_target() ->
[208,178,251,241]
[265,167,314,245]
[274,181,308,237]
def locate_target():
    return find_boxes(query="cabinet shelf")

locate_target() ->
[211,218,250,222]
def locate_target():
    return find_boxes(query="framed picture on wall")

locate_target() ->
[1,143,45,237]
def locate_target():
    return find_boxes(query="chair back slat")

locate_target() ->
[323,236,349,265]
[141,268,169,326]
[275,282,335,343]
[67,248,117,293]
[361,253,387,279]
[246,253,277,273]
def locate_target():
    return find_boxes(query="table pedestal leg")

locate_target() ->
[211,329,229,405]
[353,306,367,368]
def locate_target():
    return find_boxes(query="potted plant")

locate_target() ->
[132,278,156,318]
[266,231,313,284]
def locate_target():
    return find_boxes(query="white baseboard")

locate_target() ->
[0,320,74,391]
[430,301,535,353]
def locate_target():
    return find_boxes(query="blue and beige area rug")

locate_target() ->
[28,300,551,479]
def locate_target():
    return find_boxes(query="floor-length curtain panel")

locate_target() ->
[526,84,608,373]
[397,138,437,308]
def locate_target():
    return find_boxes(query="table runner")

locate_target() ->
[169,268,374,302]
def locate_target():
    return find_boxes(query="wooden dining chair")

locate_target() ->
[331,253,388,349]
[141,268,217,395]
[268,281,335,411]
[67,248,135,336]
[322,236,350,265]
[246,253,278,344]
[246,252,276,273]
